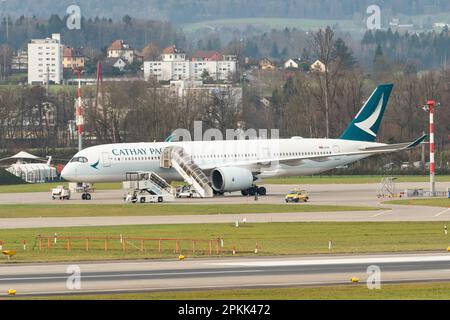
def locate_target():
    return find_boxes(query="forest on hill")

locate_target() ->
[1,0,450,23]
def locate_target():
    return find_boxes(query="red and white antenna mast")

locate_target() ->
[424,100,439,196]
[75,67,84,151]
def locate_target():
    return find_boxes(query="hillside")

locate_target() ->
[1,0,450,23]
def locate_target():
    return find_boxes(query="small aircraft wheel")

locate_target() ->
[258,187,266,196]
[158,197,163,203]
[85,193,91,200]
[81,194,86,200]
[140,197,146,203]
[241,190,249,196]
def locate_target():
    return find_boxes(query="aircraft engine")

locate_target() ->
[210,167,254,192]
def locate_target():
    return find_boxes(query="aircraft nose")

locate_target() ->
[61,164,76,181]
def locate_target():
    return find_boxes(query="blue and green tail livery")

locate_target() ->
[340,84,393,142]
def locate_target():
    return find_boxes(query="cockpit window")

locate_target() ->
[70,157,88,163]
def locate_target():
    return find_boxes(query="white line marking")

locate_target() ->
[0,269,264,282]
[211,255,450,267]
[371,210,391,217]
[435,208,450,217]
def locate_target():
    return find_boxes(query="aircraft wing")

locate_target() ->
[199,134,427,170]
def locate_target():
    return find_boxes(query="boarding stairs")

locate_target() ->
[160,146,214,198]
[123,171,173,196]
[377,176,397,198]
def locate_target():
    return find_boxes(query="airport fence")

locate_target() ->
[28,235,260,256]
[0,236,262,259]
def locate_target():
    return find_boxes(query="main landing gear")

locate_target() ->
[241,186,266,196]
[81,193,91,200]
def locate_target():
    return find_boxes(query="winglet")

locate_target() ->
[406,134,427,149]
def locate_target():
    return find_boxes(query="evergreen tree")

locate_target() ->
[270,42,280,59]
[332,38,356,69]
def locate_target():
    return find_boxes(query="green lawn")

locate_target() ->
[1,222,449,263]
[0,203,380,218]
[32,282,450,300]
[385,198,450,208]
[0,182,121,193]
[182,18,357,33]
[264,175,450,184]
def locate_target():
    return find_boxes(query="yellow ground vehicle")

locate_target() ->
[285,189,309,203]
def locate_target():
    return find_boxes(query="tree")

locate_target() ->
[270,42,280,59]
[122,15,132,26]
[142,43,162,61]
[332,38,356,69]
[309,26,337,138]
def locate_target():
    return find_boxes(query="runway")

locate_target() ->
[1,252,450,296]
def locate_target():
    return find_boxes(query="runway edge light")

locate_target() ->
[351,277,360,283]
[7,289,16,296]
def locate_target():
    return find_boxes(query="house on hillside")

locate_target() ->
[103,57,128,73]
[283,58,302,69]
[143,45,237,82]
[310,60,326,73]
[259,58,275,70]
[107,40,135,63]
[63,47,85,70]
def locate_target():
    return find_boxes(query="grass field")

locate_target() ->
[32,282,450,300]
[0,182,121,193]
[1,222,449,263]
[181,18,357,33]
[385,198,450,208]
[0,203,380,218]
[264,175,450,184]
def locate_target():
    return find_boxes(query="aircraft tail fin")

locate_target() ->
[339,84,393,142]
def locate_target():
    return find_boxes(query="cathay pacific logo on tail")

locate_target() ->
[354,93,384,137]
[339,84,393,142]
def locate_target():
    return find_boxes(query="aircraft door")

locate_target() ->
[102,152,111,167]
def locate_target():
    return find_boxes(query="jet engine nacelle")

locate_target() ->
[211,167,254,192]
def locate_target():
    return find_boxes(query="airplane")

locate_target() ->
[61,83,426,198]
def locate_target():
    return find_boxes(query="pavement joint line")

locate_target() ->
[434,208,450,217]
[371,210,392,217]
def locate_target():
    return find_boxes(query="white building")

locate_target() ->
[144,45,237,82]
[27,33,63,85]
[107,40,135,64]
[11,50,28,71]
[1,151,57,183]
[284,58,301,69]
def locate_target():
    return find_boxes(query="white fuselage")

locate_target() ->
[61,138,383,183]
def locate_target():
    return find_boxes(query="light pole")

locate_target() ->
[422,100,440,196]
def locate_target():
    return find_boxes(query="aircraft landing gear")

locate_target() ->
[213,189,225,196]
[241,186,266,196]
[81,193,91,200]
